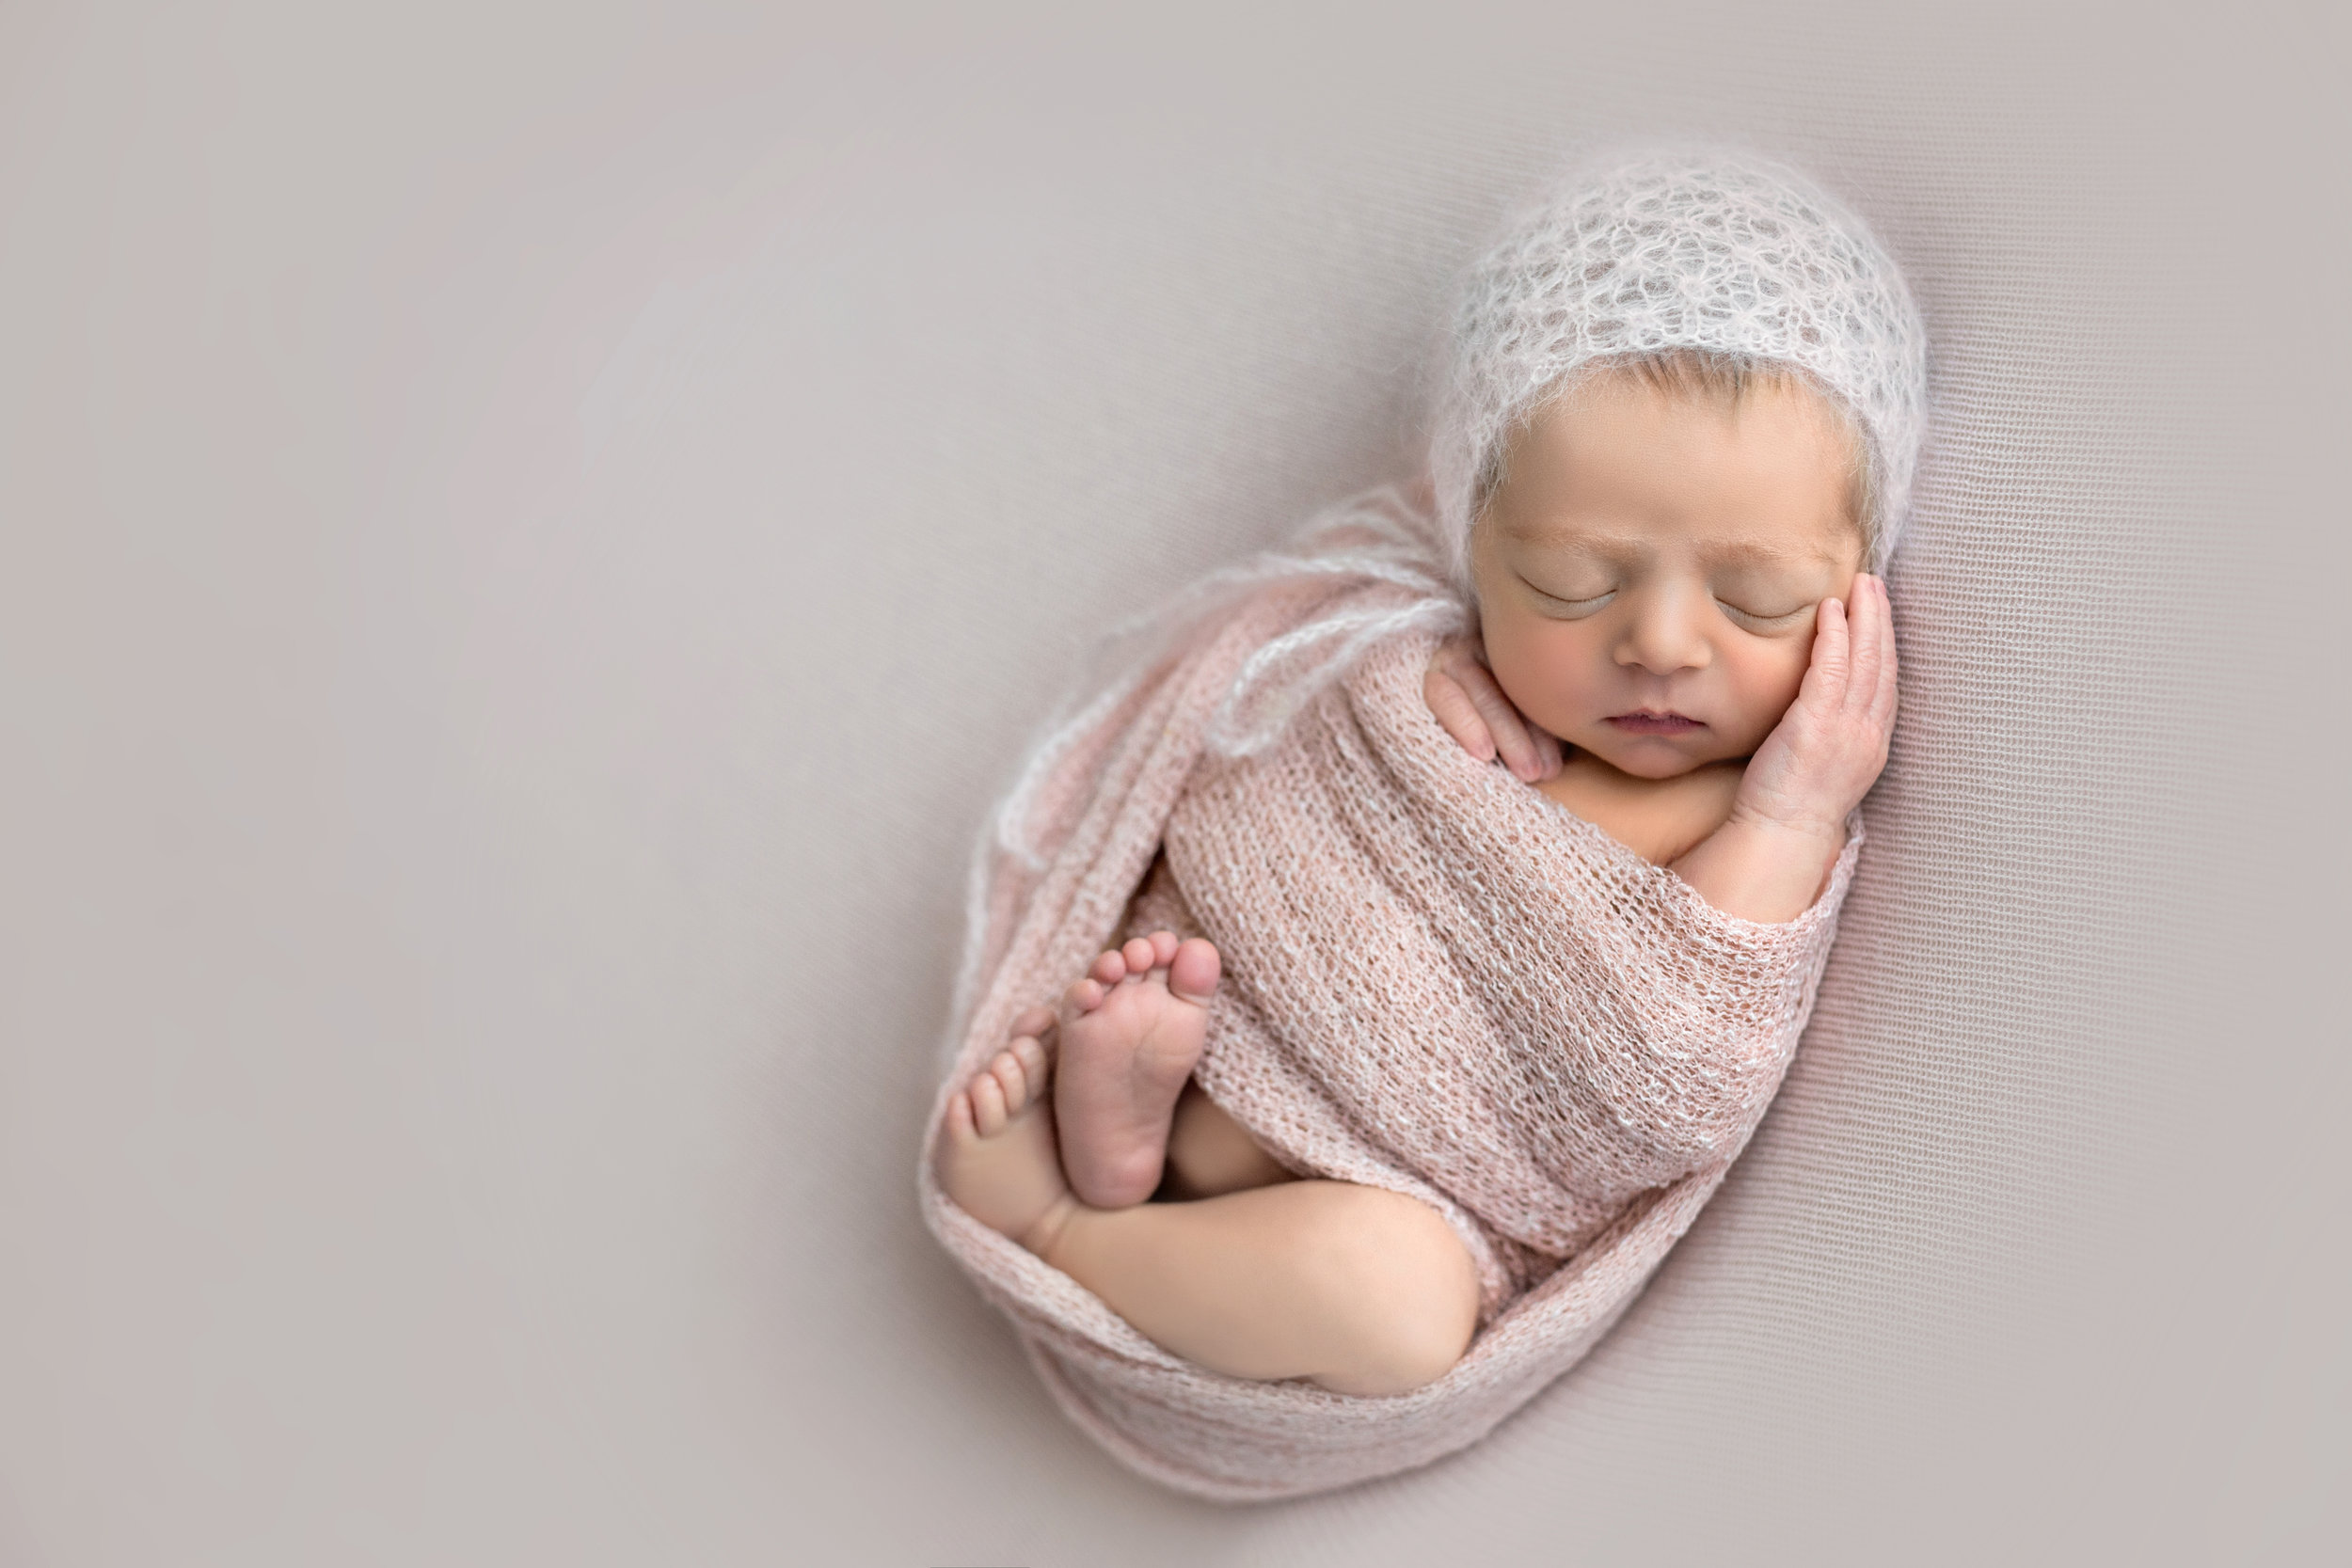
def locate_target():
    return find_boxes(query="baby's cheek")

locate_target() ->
[1477,625,1538,703]
[1725,643,1810,741]
[1495,628,1601,734]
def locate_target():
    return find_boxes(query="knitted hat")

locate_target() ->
[1430,148,1929,577]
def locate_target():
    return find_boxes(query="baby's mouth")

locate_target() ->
[1605,710,1704,736]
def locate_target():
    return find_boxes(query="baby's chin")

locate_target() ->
[1568,726,1743,780]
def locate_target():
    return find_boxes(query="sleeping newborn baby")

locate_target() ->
[922,149,1928,1497]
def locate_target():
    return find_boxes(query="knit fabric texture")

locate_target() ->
[916,490,1858,1499]
[1429,148,1929,578]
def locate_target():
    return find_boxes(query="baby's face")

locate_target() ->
[1470,372,1865,780]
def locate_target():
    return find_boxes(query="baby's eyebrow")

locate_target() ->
[1503,527,1651,557]
[1703,540,1847,568]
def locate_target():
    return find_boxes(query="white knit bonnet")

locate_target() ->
[1430,148,1929,578]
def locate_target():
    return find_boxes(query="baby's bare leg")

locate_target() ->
[1038,1180,1479,1396]
[938,1019,1478,1397]
[1161,1083,1295,1200]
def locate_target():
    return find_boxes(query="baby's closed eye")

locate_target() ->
[1518,573,1617,619]
[1713,596,1814,629]
[1709,564,1825,629]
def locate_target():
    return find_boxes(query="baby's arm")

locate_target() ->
[1671,576,1897,922]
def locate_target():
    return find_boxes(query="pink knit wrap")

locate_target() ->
[917,490,1860,1500]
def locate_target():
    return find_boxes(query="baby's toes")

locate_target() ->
[989,1049,1032,1114]
[1009,1033,1050,1089]
[1009,1005,1056,1042]
[1168,937,1222,1005]
[1089,949,1129,987]
[1144,930,1181,969]
[968,1070,1009,1136]
[944,1089,977,1142]
[1120,937,1158,978]
[1065,975,1106,1016]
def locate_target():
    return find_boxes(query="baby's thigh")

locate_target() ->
[1163,1083,1293,1199]
[1281,1180,1480,1395]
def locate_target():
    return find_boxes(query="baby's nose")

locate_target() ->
[1614,588,1712,675]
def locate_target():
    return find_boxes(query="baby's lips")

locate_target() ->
[1605,710,1706,736]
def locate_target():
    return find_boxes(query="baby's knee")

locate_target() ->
[1309,1188,1480,1397]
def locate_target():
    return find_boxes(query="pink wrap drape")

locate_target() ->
[918,491,1858,1499]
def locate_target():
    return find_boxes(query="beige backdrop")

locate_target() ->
[1,2,2342,1563]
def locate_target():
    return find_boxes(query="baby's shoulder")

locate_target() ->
[1534,756,1742,866]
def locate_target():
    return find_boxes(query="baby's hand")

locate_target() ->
[1424,635,1563,783]
[1731,575,1899,843]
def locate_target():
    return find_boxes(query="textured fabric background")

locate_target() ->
[0,2,2341,1563]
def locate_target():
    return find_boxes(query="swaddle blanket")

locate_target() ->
[917,489,1860,1501]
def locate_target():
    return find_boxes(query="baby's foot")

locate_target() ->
[935,1007,1075,1257]
[1056,931,1222,1209]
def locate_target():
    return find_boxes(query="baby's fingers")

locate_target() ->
[1800,594,1851,708]
[1476,681,1553,784]
[1526,721,1564,779]
[1867,578,1899,731]
[1423,665,1499,764]
[1842,575,1889,718]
